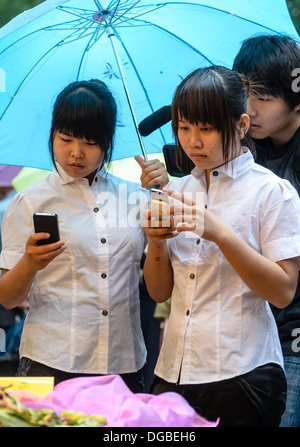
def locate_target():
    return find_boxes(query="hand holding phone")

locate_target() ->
[150,189,171,227]
[33,213,60,246]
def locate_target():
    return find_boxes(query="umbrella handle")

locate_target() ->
[106,26,148,161]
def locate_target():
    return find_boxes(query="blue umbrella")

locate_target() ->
[0,0,298,170]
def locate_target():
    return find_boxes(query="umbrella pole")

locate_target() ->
[106,26,148,161]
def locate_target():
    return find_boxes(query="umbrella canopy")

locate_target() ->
[0,0,298,171]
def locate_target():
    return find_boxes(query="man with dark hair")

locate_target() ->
[233,34,300,427]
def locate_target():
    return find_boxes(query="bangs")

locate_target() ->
[171,66,248,166]
[49,80,117,170]
[245,74,280,99]
[175,74,230,131]
[174,80,224,132]
[54,89,106,143]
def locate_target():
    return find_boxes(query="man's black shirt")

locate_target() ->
[254,128,300,356]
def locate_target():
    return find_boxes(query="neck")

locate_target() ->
[271,120,300,147]
[205,145,244,190]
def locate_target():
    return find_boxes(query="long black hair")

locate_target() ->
[49,79,117,167]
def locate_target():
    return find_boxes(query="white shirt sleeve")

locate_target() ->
[259,179,300,262]
[0,192,34,271]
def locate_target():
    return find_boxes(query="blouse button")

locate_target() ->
[186,310,190,316]
[196,239,200,245]
[93,207,100,213]
[189,273,195,280]
[102,310,108,316]
[212,171,218,176]
[101,238,106,244]
[101,273,107,279]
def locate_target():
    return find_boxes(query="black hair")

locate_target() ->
[49,79,117,167]
[232,34,300,110]
[172,65,252,170]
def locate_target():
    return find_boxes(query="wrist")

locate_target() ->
[213,224,235,248]
[21,253,40,276]
[148,238,168,250]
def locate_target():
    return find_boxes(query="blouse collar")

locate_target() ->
[53,162,107,186]
[191,147,254,181]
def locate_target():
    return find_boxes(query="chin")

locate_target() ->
[249,129,267,140]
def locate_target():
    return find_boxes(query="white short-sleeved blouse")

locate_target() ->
[0,164,149,374]
[155,149,300,385]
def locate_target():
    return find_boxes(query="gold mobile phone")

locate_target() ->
[150,188,169,206]
[150,189,171,227]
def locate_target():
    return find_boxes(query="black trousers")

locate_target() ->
[17,356,145,393]
[151,363,287,427]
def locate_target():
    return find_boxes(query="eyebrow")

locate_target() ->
[57,130,73,136]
